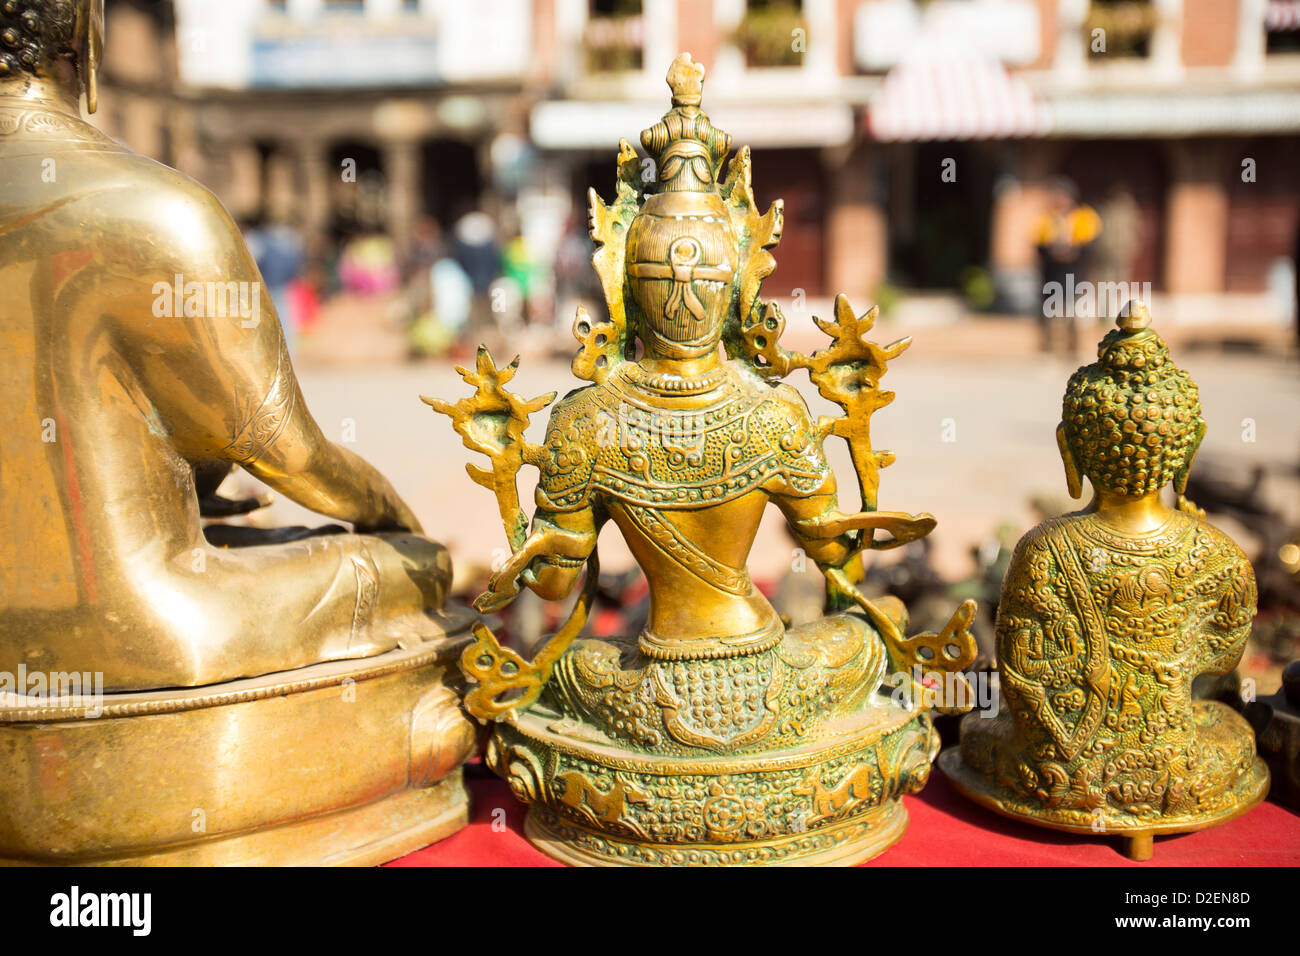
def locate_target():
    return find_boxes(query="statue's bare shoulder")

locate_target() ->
[0,124,250,278]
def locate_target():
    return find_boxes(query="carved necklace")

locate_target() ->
[624,364,727,395]
[1073,511,1190,554]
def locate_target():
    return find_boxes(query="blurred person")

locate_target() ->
[244,217,305,355]
[408,215,445,274]
[1033,177,1101,354]
[338,233,400,296]
[408,255,474,359]
[432,256,473,337]
[553,209,601,307]
[502,232,555,324]
[399,216,443,345]
[1094,184,1140,319]
[502,234,534,300]
[289,260,325,337]
[451,209,501,337]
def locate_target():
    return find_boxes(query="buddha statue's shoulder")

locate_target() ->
[4,128,244,264]
[547,381,609,424]
[1187,512,1252,564]
[87,158,242,253]
[1006,509,1255,603]
[1031,509,1245,562]
[745,376,814,425]
[1002,515,1071,578]
[535,383,610,512]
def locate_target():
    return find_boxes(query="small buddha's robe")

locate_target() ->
[962,510,1258,822]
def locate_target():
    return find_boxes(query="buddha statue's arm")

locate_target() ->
[773,489,857,571]
[772,485,936,567]
[763,391,935,558]
[113,199,421,534]
[477,507,600,612]
[993,534,1062,684]
[243,408,424,534]
[1196,543,1258,676]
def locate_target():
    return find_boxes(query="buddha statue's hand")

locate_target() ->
[798,509,937,550]
[198,489,275,518]
[353,491,424,536]
[193,461,274,518]
[475,573,523,614]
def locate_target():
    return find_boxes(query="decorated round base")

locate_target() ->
[939,748,1270,860]
[487,702,939,867]
[525,798,908,866]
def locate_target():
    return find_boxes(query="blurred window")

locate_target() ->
[323,0,366,14]
[585,0,644,74]
[734,0,807,69]
[1085,0,1155,60]
[1266,1,1300,53]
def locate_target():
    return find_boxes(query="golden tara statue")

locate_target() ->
[0,1,475,864]
[429,53,978,866]
[941,302,1268,860]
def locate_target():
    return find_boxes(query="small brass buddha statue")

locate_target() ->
[941,302,1268,860]
[429,53,978,866]
[0,1,474,864]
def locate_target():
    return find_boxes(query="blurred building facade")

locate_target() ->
[92,0,1300,324]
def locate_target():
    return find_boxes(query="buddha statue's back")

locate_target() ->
[942,302,1269,860]
[0,1,475,865]
[1,115,454,688]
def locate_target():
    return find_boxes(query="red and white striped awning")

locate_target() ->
[1266,1,1300,30]
[867,53,1046,141]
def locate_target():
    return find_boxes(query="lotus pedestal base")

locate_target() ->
[487,701,940,867]
[0,626,476,866]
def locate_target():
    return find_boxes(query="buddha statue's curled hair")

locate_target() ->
[1062,319,1202,498]
[0,0,77,79]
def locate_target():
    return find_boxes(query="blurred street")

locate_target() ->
[254,310,1300,593]
[89,0,1300,687]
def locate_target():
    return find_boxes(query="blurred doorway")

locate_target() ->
[892,141,994,291]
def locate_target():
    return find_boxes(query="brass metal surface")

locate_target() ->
[0,3,474,864]
[942,301,1268,860]
[0,629,476,865]
[429,53,977,866]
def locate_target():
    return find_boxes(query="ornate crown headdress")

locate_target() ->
[639,53,731,195]
[573,52,784,384]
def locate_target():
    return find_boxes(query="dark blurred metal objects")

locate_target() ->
[1244,661,1300,812]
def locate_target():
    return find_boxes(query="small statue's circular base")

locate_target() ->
[938,748,1270,860]
[488,701,939,867]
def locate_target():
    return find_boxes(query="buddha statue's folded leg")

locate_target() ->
[776,611,890,713]
[1187,700,1261,791]
[541,610,892,743]
[108,530,451,690]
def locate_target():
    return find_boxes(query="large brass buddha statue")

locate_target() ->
[429,53,979,866]
[941,302,1268,860]
[0,1,475,864]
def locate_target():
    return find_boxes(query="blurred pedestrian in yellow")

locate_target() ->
[1035,177,1101,354]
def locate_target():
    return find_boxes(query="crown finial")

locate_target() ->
[1117,299,1151,331]
[666,52,705,107]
